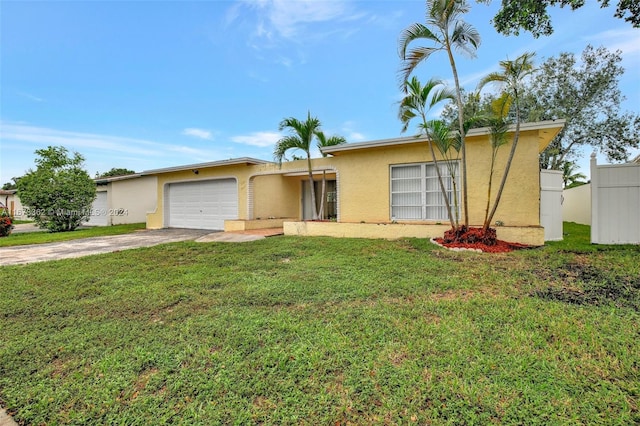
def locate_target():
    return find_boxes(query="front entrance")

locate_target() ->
[302,179,337,220]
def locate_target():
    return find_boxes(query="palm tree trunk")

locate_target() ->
[319,170,327,220]
[446,43,468,230]
[428,141,456,229]
[484,107,522,231]
[306,156,318,220]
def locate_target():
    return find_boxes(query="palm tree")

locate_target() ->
[398,0,481,230]
[478,52,536,232]
[399,76,458,228]
[274,112,345,220]
[316,132,346,219]
[561,160,587,188]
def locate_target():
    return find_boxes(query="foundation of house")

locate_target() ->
[283,221,546,246]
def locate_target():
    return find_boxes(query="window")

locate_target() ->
[390,162,460,221]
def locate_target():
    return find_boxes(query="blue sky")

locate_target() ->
[1,0,638,184]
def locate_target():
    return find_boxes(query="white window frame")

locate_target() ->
[390,161,460,221]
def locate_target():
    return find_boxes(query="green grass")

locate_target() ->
[0,223,146,247]
[0,222,638,425]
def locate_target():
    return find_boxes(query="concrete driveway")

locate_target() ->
[0,228,214,266]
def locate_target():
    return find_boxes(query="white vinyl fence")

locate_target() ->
[590,153,640,244]
[540,170,563,241]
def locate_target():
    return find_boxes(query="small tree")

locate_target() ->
[478,52,536,235]
[399,76,459,229]
[274,112,344,220]
[17,146,96,232]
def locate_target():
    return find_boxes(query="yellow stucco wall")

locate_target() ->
[283,221,545,246]
[331,129,543,227]
[252,174,300,219]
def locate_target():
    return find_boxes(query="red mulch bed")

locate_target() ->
[433,237,531,253]
[434,226,533,253]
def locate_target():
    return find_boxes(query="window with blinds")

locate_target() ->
[390,162,460,221]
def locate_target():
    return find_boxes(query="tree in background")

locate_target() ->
[398,0,481,232]
[444,46,640,172]
[562,161,587,188]
[274,112,345,220]
[526,46,640,169]
[2,177,21,191]
[476,0,639,37]
[17,146,96,232]
[96,168,136,178]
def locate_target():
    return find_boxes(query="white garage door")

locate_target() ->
[86,191,108,226]
[167,179,237,230]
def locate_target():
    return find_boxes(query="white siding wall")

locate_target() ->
[562,183,591,225]
[591,155,640,244]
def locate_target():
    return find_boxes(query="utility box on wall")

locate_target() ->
[540,170,564,241]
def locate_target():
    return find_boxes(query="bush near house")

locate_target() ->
[0,205,13,237]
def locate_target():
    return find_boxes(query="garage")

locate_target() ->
[166,179,237,230]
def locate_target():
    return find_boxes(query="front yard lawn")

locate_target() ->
[0,223,638,424]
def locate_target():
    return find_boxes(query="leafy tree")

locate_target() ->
[476,0,639,37]
[399,76,459,229]
[97,168,136,178]
[17,146,96,232]
[478,52,536,233]
[398,0,481,230]
[524,45,640,169]
[274,112,344,220]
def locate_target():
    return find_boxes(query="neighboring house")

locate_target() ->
[144,120,565,246]
[86,174,158,226]
[1,175,156,227]
[0,189,27,220]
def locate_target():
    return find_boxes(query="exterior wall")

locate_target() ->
[252,174,300,219]
[110,176,157,225]
[333,129,543,227]
[284,221,545,246]
[464,131,542,227]
[562,183,591,225]
[2,193,26,220]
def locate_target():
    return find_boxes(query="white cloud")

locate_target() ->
[586,28,640,57]
[18,92,44,102]
[340,121,366,142]
[231,131,282,147]
[231,0,366,45]
[182,127,213,140]
[0,122,214,159]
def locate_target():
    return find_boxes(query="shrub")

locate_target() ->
[0,210,13,237]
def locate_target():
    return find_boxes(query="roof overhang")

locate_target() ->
[322,119,566,156]
[141,157,272,176]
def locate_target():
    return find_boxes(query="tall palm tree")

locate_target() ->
[274,112,345,220]
[399,76,458,228]
[478,52,536,232]
[398,0,481,230]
